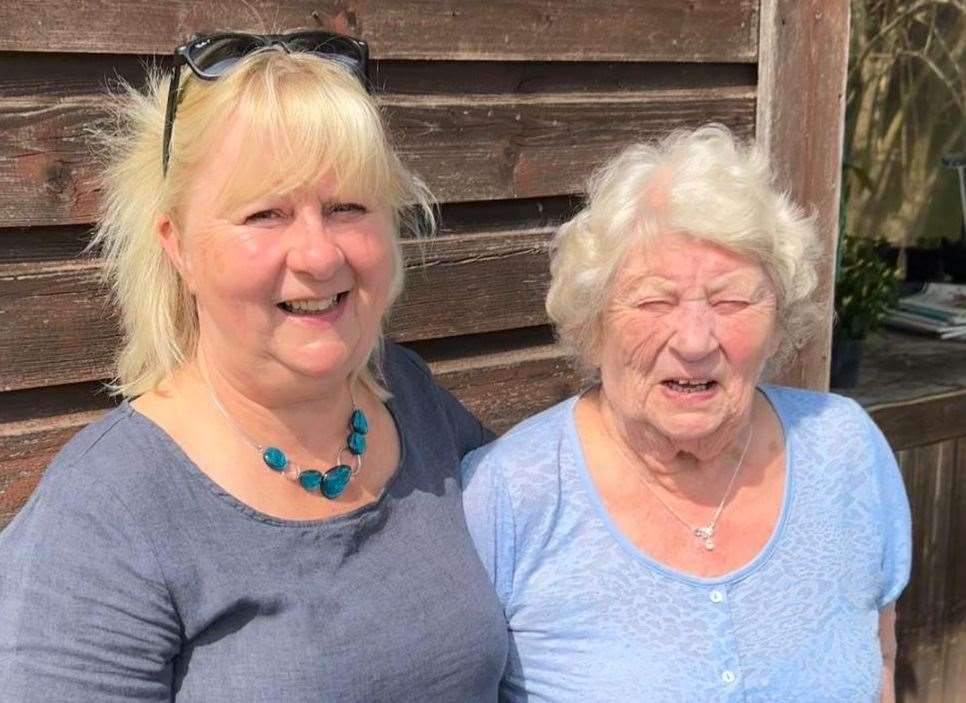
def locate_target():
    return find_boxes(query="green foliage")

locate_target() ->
[834,234,900,340]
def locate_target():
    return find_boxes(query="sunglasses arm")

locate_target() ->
[161,61,183,176]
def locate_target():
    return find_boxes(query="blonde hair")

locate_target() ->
[546,124,820,374]
[91,48,434,398]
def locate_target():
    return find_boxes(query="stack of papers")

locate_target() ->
[885,283,966,340]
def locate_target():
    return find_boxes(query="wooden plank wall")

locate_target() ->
[0,0,763,527]
[868,393,966,703]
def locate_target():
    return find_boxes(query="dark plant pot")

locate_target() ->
[941,239,966,283]
[905,247,945,282]
[830,337,864,389]
[874,243,901,270]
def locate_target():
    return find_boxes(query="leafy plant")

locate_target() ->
[835,233,901,340]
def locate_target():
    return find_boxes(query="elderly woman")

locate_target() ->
[462,125,911,702]
[0,32,507,700]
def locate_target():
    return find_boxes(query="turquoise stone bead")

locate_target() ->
[298,470,323,491]
[350,409,369,434]
[322,465,352,498]
[262,447,288,471]
[347,432,366,455]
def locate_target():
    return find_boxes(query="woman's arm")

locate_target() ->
[879,604,898,703]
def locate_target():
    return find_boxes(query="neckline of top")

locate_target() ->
[566,384,795,587]
[121,397,408,529]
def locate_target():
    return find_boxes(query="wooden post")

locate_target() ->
[756,0,850,390]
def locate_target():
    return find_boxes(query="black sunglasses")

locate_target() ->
[161,31,370,176]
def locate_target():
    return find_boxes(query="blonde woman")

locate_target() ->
[0,32,506,701]
[463,126,910,702]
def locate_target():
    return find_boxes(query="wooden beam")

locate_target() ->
[0,1,758,62]
[0,86,755,227]
[756,0,850,390]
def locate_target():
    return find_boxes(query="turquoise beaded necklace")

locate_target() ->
[207,384,368,500]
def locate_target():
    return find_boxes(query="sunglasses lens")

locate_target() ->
[287,34,366,76]
[186,35,264,78]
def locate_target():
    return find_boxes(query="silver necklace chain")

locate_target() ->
[204,381,363,482]
[614,424,753,551]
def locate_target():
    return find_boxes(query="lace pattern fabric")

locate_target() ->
[462,384,911,703]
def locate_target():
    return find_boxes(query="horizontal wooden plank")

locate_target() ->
[0,54,759,101]
[0,1,758,62]
[868,390,966,451]
[0,341,580,528]
[0,86,756,227]
[0,229,555,391]
[0,196,578,267]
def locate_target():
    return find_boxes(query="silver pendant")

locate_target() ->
[695,525,715,551]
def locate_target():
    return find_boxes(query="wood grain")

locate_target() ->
[894,438,963,702]
[756,0,850,391]
[0,86,756,227]
[0,229,555,391]
[0,1,758,62]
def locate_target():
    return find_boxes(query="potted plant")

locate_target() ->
[871,234,900,270]
[831,234,900,388]
[905,234,945,282]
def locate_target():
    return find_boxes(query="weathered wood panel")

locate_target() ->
[0,1,759,62]
[0,86,756,227]
[0,342,580,528]
[895,438,961,703]
[0,230,556,391]
[757,0,850,391]
[869,390,966,451]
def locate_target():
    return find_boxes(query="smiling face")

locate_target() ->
[159,110,396,395]
[595,231,779,443]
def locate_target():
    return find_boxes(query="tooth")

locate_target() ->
[286,296,337,312]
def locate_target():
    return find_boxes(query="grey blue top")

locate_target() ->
[0,343,507,702]
[462,385,912,703]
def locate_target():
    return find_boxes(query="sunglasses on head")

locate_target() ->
[161,30,370,176]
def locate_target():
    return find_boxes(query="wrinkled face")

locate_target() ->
[595,231,779,442]
[160,112,396,389]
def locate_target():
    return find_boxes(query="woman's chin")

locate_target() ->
[648,412,725,444]
[275,344,361,383]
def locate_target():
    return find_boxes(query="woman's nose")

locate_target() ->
[284,214,345,279]
[668,303,718,361]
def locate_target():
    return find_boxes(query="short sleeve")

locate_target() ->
[461,446,515,608]
[0,464,182,701]
[862,410,912,608]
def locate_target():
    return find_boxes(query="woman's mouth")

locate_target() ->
[662,378,717,394]
[278,292,348,316]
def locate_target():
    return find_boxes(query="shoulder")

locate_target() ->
[763,384,903,508]
[7,403,183,541]
[466,397,575,468]
[462,395,577,503]
[42,403,156,486]
[760,384,881,446]
[381,340,432,388]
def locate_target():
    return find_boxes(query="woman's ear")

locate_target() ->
[156,214,195,293]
